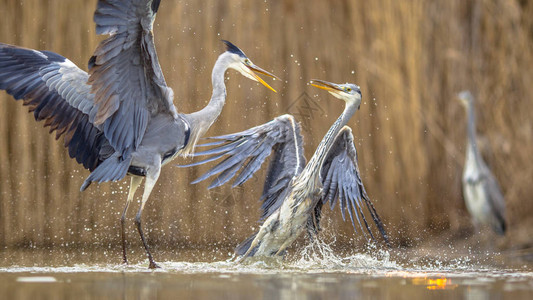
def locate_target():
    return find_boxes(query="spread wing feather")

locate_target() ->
[89,0,176,158]
[0,43,108,171]
[315,126,389,244]
[187,114,306,220]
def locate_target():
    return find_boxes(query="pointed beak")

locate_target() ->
[245,63,281,93]
[310,79,344,95]
[310,79,343,91]
[456,91,472,107]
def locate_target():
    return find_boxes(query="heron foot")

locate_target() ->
[149,260,161,269]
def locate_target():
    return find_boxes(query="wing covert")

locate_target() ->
[481,167,507,232]
[89,0,177,158]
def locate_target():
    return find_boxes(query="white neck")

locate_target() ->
[181,54,232,155]
[295,100,359,194]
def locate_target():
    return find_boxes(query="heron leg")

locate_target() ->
[274,239,293,257]
[121,176,143,264]
[135,167,161,269]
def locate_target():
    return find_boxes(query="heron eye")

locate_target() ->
[244,59,250,65]
[346,88,352,92]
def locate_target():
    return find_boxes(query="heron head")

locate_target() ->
[221,40,280,92]
[457,90,474,107]
[310,79,362,107]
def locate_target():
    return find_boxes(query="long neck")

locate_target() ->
[465,103,480,164]
[190,57,228,129]
[298,101,358,189]
[181,56,228,155]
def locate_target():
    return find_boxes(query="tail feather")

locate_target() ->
[80,155,132,191]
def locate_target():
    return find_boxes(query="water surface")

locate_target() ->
[1,242,532,299]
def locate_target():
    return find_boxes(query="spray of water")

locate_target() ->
[286,235,399,273]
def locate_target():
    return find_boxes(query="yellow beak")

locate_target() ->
[310,79,344,93]
[246,64,281,93]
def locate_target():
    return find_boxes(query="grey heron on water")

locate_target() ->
[457,91,506,235]
[188,80,389,260]
[0,0,279,268]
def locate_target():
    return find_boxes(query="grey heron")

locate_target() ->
[187,80,388,260]
[0,0,278,268]
[457,91,506,235]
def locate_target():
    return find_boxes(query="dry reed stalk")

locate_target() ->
[0,0,531,250]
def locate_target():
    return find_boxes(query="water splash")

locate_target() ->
[1,239,531,279]
[287,236,400,274]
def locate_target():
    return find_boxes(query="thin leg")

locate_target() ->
[135,167,161,269]
[274,239,293,257]
[121,176,143,264]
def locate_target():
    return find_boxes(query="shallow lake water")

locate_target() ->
[1,241,532,299]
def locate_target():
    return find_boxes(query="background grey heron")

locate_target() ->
[0,0,278,268]
[458,91,506,235]
[187,80,388,260]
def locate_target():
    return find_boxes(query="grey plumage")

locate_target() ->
[190,114,306,220]
[0,45,107,171]
[0,0,278,268]
[189,80,388,260]
[458,91,506,235]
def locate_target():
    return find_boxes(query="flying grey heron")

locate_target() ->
[0,0,278,268]
[457,91,506,235]
[187,80,388,260]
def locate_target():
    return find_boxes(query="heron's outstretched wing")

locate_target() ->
[0,43,108,171]
[90,0,177,158]
[316,126,389,244]
[188,114,306,220]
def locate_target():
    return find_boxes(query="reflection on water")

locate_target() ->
[1,240,532,299]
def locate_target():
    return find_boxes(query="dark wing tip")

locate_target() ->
[88,55,96,70]
[235,232,258,257]
[221,40,246,57]
[151,0,162,13]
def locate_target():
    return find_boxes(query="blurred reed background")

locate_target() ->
[0,0,531,253]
